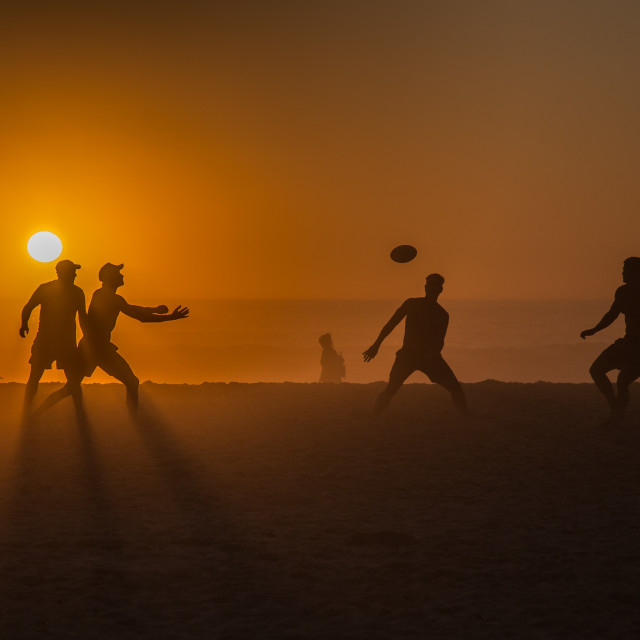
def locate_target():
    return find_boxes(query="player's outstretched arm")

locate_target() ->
[363,305,407,362]
[19,287,42,337]
[77,290,89,336]
[580,297,621,339]
[144,305,188,322]
[362,344,380,362]
[121,300,189,323]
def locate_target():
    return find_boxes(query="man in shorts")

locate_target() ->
[80,262,188,415]
[581,257,640,425]
[19,259,87,416]
[40,262,189,416]
[363,273,467,415]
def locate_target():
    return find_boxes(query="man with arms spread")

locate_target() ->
[19,259,87,416]
[581,257,640,426]
[363,273,467,415]
[82,263,189,415]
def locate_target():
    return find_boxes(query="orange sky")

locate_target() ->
[2,1,640,302]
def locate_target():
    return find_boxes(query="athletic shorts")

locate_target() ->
[78,338,137,384]
[29,334,81,371]
[389,349,462,391]
[595,337,640,372]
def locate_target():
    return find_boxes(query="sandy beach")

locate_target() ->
[1,381,639,638]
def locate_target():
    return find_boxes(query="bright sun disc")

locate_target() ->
[27,231,63,263]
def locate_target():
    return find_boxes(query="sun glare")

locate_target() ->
[27,231,63,263]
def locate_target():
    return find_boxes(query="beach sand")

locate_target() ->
[0,381,639,638]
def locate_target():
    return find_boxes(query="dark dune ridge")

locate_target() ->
[0,381,639,639]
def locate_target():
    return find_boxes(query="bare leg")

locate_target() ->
[423,355,468,415]
[614,368,640,425]
[375,356,413,415]
[35,384,73,415]
[34,367,84,416]
[449,385,468,415]
[23,365,45,416]
[589,349,618,417]
[125,379,139,417]
[100,351,139,418]
[64,369,85,423]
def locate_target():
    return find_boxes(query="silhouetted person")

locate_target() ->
[319,333,346,383]
[83,262,189,415]
[581,257,640,426]
[363,273,467,415]
[41,263,189,417]
[19,259,87,417]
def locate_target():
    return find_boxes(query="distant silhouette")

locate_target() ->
[581,257,640,426]
[40,263,189,417]
[318,333,346,383]
[19,260,87,417]
[363,274,467,415]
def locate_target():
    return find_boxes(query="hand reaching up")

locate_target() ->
[169,305,189,320]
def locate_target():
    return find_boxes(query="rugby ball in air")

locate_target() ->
[390,245,417,263]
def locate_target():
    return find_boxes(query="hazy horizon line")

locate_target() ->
[0,380,603,386]
[0,296,614,303]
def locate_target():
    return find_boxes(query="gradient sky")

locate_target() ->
[2,1,640,301]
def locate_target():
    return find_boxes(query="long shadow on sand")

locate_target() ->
[0,394,309,639]
[122,397,307,637]
[0,408,134,639]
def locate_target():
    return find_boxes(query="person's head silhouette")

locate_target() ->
[623,257,640,285]
[99,263,125,289]
[55,259,81,284]
[319,333,333,349]
[425,273,444,298]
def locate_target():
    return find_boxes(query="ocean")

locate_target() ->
[2,299,625,384]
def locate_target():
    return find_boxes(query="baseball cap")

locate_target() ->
[98,263,124,282]
[55,259,81,273]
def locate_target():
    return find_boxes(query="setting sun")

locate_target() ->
[27,231,63,263]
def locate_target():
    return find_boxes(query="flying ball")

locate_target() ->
[390,244,417,263]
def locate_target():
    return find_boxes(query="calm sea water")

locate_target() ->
[1,299,625,384]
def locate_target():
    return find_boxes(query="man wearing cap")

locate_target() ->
[581,257,640,426]
[363,273,467,415]
[77,262,188,415]
[19,259,87,415]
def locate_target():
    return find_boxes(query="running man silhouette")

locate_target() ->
[19,259,87,416]
[581,257,640,426]
[363,273,467,415]
[40,263,189,417]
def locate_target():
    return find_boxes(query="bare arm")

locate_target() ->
[120,300,190,323]
[363,304,407,362]
[581,298,621,339]
[77,290,88,336]
[19,287,42,337]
